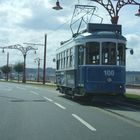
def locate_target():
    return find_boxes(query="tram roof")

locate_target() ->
[72,23,126,40]
[60,23,126,47]
[75,31,126,40]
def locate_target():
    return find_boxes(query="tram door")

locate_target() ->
[78,45,84,87]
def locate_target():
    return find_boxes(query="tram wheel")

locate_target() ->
[71,91,75,100]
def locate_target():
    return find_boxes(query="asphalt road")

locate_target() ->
[0,82,140,140]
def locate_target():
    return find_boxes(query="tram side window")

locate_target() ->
[69,48,73,67]
[102,42,116,65]
[56,54,60,70]
[86,42,100,65]
[63,51,66,69]
[117,43,125,66]
[62,52,65,69]
[78,45,84,65]
[66,50,69,68]
[60,53,62,69]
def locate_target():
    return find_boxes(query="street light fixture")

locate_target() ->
[52,0,63,10]
[135,5,140,17]
[90,0,140,24]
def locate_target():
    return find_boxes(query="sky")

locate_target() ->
[0,0,140,71]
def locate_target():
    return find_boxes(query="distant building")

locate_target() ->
[26,67,56,83]
[1,67,140,85]
[0,67,56,83]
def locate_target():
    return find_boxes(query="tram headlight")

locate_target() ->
[107,77,112,83]
[120,85,123,89]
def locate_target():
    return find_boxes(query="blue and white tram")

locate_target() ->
[56,23,126,97]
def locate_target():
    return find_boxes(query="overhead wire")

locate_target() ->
[24,0,83,44]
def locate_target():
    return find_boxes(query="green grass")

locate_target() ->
[125,93,140,101]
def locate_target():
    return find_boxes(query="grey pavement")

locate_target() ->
[126,88,140,95]
[0,82,140,140]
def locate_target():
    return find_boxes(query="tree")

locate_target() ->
[14,62,24,82]
[1,65,12,81]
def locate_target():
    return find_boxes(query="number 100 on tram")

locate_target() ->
[56,23,126,97]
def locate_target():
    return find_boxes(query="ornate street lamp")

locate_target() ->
[90,0,140,24]
[52,0,63,10]
[2,44,37,83]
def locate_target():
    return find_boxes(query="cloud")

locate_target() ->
[126,34,140,71]
[0,1,32,27]
[0,0,139,71]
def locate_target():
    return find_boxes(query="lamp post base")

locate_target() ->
[111,16,119,24]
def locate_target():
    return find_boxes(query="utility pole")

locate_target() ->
[6,52,9,81]
[43,34,47,85]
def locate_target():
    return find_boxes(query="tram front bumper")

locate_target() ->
[85,82,125,94]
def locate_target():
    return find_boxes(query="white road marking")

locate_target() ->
[0,88,12,91]
[30,91,39,95]
[72,114,96,131]
[54,102,66,110]
[43,97,53,102]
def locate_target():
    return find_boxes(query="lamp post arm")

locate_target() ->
[90,0,115,18]
[6,44,25,55]
[26,46,38,55]
[116,0,140,16]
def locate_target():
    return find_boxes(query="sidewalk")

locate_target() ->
[126,88,140,96]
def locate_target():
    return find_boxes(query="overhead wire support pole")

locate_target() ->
[43,34,47,85]
[6,52,9,81]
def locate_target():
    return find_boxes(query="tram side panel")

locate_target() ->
[56,70,76,93]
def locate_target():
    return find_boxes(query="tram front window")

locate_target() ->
[86,42,100,65]
[102,42,116,65]
[117,43,125,66]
